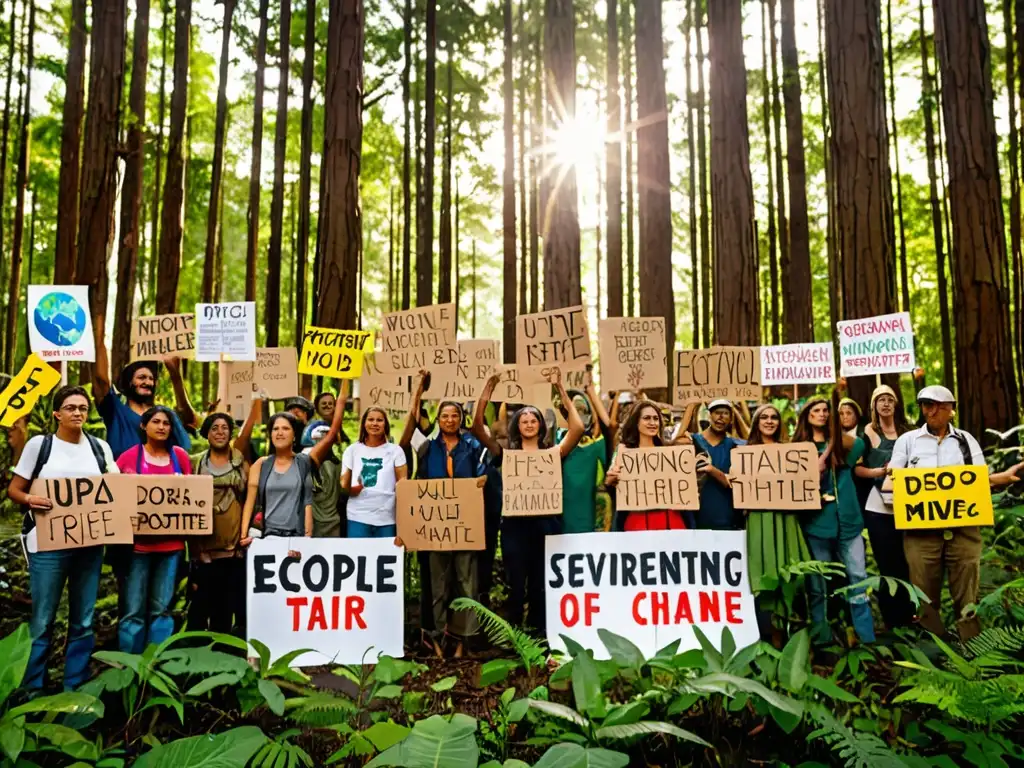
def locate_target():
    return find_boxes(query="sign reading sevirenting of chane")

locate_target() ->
[836,312,915,377]
[759,343,835,385]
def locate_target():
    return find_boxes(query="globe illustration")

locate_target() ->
[33,292,86,347]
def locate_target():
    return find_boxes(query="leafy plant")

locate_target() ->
[133,725,267,768]
[248,728,313,768]
[450,598,547,682]
[364,713,480,768]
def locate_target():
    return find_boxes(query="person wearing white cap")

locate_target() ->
[690,399,744,530]
[886,385,1024,639]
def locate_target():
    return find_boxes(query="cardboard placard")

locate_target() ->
[376,303,457,374]
[358,355,412,412]
[730,442,820,510]
[837,312,915,377]
[615,445,699,511]
[130,474,215,535]
[0,353,62,427]
[28,475,135,551]
[246,537,405,666]
[502,447,563,517]
[516,305,591,372]
[892,465,994,530]
[299,327,374,379]
[423,340,501,402]
[545,530,759,659]
[27,285,96,362]
[492,365,552,409]
[255,347,299,399]
[195,302,257,361]
[759,343,835,385]
[598,317,668,391]
[130,313,196,362]
[673,347,761,405]
[395,478,485,551]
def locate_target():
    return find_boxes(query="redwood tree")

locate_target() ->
[297,0,316,343]
[52,0,86,284]
[605,0,622,318]
[266,0,291,345]
[417,0,437,307]
[245,0,269,303]
[502,0,516,359]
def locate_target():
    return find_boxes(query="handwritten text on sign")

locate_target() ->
[130,313,195,362]
[759,343,834,385]
[674,347,761,405]
[730,442,820,510]
[0,353,62,427]
[247,537,404,666]
[516,306,591,371]
[377,304,457,374]
[502,447,563,517]
[423,340,501,401]
[299,327,373,379]
[130,475,214,535]
[29,475,134,552]
[892,465,994,530]
[837,312,915,377]
[195,302,257,361]
[396,478,485,551]
[598,317,667,391]
[616,446,698,511]
[358,355,412,412]
[545,530,759,658]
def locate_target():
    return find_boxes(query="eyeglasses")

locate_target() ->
[59,405,90,414]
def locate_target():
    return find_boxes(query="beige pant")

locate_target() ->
[903,527,982,640]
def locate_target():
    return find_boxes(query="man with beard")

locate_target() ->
[691,399,745,530]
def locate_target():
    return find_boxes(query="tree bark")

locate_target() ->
[529,0,540,313]
[817,0,838,346]
[388,186,395,310]
[760,1,779,345]
[438,44,453,304]
[417,0,436,307]
[245,0,269,303]
[147,1,169,316]
[1015,0,1024,389]
[622,0,634,316]
[517,0,527,315]
[401,0,411,310]
[316,0,362,331]
[0,0,17,312]
[685,0,698,346]
[502,0,516,359]
[708,0,759,345]
[887,0,909,315]
[695,0,710,345]
[768,0,787,345]
[933,0,1018,435]
[605,0,622,318]
[297,0,316,349]
[265,0,291,345]
[52,0,86,284]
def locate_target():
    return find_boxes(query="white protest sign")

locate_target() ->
[836,312,915,377]
[195,302,257,361]
[545,530,759,659]
[27,285,96,362]
[246,537,405,667]
[759,343,835,385]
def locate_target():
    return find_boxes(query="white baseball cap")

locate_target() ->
[707,399,732,413]
[917,385,955,405]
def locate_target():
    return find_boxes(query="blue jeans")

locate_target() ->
[806,534,876,644]
[119,551,181,654]
[26,547,104,690]
[347,521,396,538]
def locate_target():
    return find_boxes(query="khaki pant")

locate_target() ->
[903,527,982,640]
[429,552,479,638]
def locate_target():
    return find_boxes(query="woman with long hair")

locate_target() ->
[340,403,407,538]
[115,405,193,653]
[793,394,875,645]
[472,367,584,636]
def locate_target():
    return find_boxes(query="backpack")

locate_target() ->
[22,433,109,535]
[950,429,976,466]
[256,453,312,535]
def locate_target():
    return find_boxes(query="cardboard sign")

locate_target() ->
[28,475,135,551]
[502,447,563,517]
[130,474,214,535]
[299,327,374,379]
[358,355,412,412]
[130,313,196,362]
[516,306,591,372]
[545,530,759,658]
[0,353,62,427]
[27,285,96,361]
[892,465,994,530]
[615,445,699,511]
[255,347,299,399]
[216,359,253,422]
[837,312,915,377]
[730,442,820,510]
[247,537,405,666]
[423,340,501,402]
[674,347,761,405]
[195,302,257,361]
[492,365,552,409]
[395,478,485,551]
[598,317,668,391]
[759,343,835,385]
[376,304,457,374]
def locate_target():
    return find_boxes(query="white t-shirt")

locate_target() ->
[341,441,407,526]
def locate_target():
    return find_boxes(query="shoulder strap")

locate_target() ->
[951,430,974,465]
[257,457,275,511]
[30,435,54,482]
[84,434,108,473]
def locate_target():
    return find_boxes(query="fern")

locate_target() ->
[284,692,359,727]
[963,625,1024,660]
[248,729,313,768]
[807,707,915,768]
[895,670,1024,728]
[450,598,546,673]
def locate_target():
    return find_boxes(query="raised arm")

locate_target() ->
[553,368,585,458]
[233,394,263,458]
[163,356,196,430]
[472,371,503,457]
[308,382,347,467]
[239,457,264,546]
[586,370,611,434]
[92,314,111,403]
[399,369,429,449]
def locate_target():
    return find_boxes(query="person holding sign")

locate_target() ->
[7,386,118,691]
[793,396,875,645]
[690,400,744,531]
[472,367,585,636]
[340,403,407,538]
[302,384,350,537]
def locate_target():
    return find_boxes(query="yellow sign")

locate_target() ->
[0,354,62,427]
[892,465,994,530]
[298,327,373,379]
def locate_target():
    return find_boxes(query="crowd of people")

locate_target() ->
[7,333,1024,693]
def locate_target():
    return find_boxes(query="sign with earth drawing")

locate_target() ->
[27,285,96,362]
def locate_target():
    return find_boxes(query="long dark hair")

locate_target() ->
[139,405,180,448]
[358,406,392,443]
[619,402,664,449]
[267,412,301,454]
[793,393,849,468]
[508,405,547,450]
[747,404,783,446]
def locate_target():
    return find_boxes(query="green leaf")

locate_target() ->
[600,701,649,728]
[160,647,250,677]
[249,639,272,672]
[478,659,520,687]
[258,679,286,716]
[595,720,710,746]
[8,692,103,718]
[532,743,630,768]
[672,649,707,670]
[779,629,811,693]
[692,626,723,671]
[186,671,245,698]
[806,674,860,703]
[24,723,98,760]
[366,713,478,768]
[688,672,804,717]
[133,725,267,768]
[0,716,25,762]
[402,691,426,715]
[526,699,589,728]
[140,695,185,724]
[596,630,645,670]
[267,649,317,678]
[508,698,530,722]
[768,704,802,734]
[0,625,30,708]
[362,721,412,751]
[429,676,457,692]
[571,650,602,716]
[720,627,737,663]
[92,651,142,673]
[375,684,405,699]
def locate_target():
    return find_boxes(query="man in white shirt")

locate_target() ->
[887,385,1022,639]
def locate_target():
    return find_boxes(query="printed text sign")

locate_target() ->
[837,312,915,377]
[598,317,667,392]
[759,343,834,385]
[892,465,994,530]
[516,306,591,372]
[545,530,759,659]
[130,475,214,535]
[396,478,485,551]
[195,302,257,361]
[730,442,820,510]
[615,446,698,511]
[299,327,373,379]
[674,347,761,405]
[0,353,62,427]
[376,304,457,374]
[29,475,135,551]
[502,447,563,517]
[130,313,196,362]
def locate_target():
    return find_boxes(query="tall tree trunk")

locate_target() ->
[887,0,910,315]
[768,0,787,345]
[147,1,169,316]
[52,0,86,284]
[0,0,17,313]
[760,1,779,345]
[1008,0,1022,391]
[455,179,461,321]
[438,45,453,303]
[245,0,269,303]
[417,0,436,307]
[696,0,710,345]
[622,0,635,316]
[414,35,424,307]
[401,0,411,310]
[529,0,540,313]
[1015,0,1024,389]
[502,0,516,359]
[517,0,527,315]
[388,186,395,310]
[933,0,1018,435]
[708,0,759,345]
[605,0,622,318]
[471,240,477,335]
[818,0,838,342]
[685,1,698,345]
[266,0,291,345]
[596,159,602,318]
[317,0,363,331]
[634,0,674,384]
[297,0,315,349]
[112,0,152,373]
[155,0,190,314]
[780,0,813,342]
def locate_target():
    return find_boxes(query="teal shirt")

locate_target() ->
[802,438,866,540]
[559,434,606,534]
